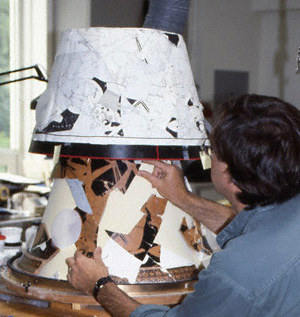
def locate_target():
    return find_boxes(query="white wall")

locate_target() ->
[254,2,300,108]
[48,0,91,64]
[187,0,300,109]
[187,0,261,106]
[90,0,145,28]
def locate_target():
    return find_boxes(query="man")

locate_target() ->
[66,94,300,316]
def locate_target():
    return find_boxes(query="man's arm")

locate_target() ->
[138,161,235,234]
[66,248,254,317]
[66,248,141,317]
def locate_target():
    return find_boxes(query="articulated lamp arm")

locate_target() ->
[0,64,48,86]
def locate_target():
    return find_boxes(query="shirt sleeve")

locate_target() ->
[130,267,257,317]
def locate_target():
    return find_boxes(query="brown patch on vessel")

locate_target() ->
[106,194,167,262]
[180,217,204,252]
[53,158,139,257]
[17,223,59,274]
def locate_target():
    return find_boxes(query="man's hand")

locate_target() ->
[66,247,109,295]
[138,160,235,234]
[137,160,189,208]
[66,247,141,316]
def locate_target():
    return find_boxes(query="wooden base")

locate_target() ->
[0,282,110,316]
[0,255,198,316]
[0,274,189,316]
[2,266,194,305]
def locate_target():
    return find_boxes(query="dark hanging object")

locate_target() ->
[143,0,191,35]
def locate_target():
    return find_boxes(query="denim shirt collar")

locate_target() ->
[216,204,276,249]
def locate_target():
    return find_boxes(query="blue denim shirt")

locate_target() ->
[131,194,300,316]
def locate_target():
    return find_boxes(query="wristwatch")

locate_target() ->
[93,276,114,299]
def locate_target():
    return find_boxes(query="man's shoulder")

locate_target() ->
[207,197,300,302]
[197,239,300,315]
[189,195,300,316]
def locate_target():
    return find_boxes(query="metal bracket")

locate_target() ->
[22,282,32,293]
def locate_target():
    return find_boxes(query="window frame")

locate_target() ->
[2,0,49,176]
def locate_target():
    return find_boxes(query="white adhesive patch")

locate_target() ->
[51,208,82,249]
[102,238,142,283]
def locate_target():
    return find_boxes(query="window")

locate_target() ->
[0,0,10,151]
[0,0,49,178]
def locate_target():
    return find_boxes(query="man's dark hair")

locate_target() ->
[210,94,300,209]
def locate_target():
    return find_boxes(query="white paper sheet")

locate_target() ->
[102,238,142,283]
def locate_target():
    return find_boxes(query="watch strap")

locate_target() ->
[93,276,114,299]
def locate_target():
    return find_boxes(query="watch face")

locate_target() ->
[97,278,106,288]
[98,277,113,287]
[93,276,113,299]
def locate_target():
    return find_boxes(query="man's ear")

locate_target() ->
[228,175,241,192]
[219,163,246,212]
[222,164,234,185]
[222,163,239,193]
